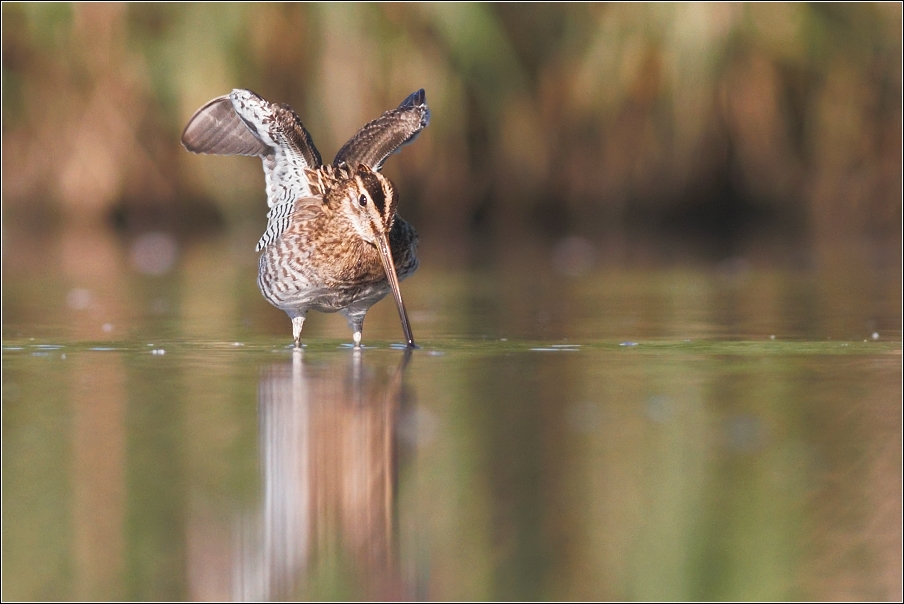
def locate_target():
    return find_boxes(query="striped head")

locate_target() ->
[325,164,399,245]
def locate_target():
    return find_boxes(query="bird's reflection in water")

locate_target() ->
[234,348,412,601]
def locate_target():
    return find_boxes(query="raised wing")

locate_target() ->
[181,95,270,156]
[181,89,324,251]
[333,89,430,172]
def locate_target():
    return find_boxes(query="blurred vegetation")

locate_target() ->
[2,3,901,249]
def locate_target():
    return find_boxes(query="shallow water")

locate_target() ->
[2,232,902,600]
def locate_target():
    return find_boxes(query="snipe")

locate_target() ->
[182,89,429,348]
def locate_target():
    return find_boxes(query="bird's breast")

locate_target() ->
[256,216,417,312]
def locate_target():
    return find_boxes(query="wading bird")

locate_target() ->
[182,89,429,348]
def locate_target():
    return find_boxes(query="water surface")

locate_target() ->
[2,232,901,600]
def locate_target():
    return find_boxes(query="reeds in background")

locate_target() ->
[3,3,900,251]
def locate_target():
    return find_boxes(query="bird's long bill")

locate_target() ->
[376,234,416,348]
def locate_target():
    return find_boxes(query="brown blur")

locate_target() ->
[2,3,900,252]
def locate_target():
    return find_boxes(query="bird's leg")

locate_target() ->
[351,317,364,348]
[292,316,305,348]
[342,310,366,348]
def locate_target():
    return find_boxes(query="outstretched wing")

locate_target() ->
[333,89,430,172]
[181,95,270,156]
[181,89,324,250]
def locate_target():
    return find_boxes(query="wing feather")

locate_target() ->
[333,89,430,172]
[181,95,270,156]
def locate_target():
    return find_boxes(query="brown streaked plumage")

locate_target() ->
[181,89,429,348]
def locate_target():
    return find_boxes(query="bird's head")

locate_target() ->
[330,164,398,245]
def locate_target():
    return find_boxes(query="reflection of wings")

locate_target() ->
[181,89,324,250]
[333,89,430,172]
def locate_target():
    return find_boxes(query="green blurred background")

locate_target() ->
[3,3,901,258]
[2,6,902,601]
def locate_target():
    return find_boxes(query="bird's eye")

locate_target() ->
[358,194,367,207]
